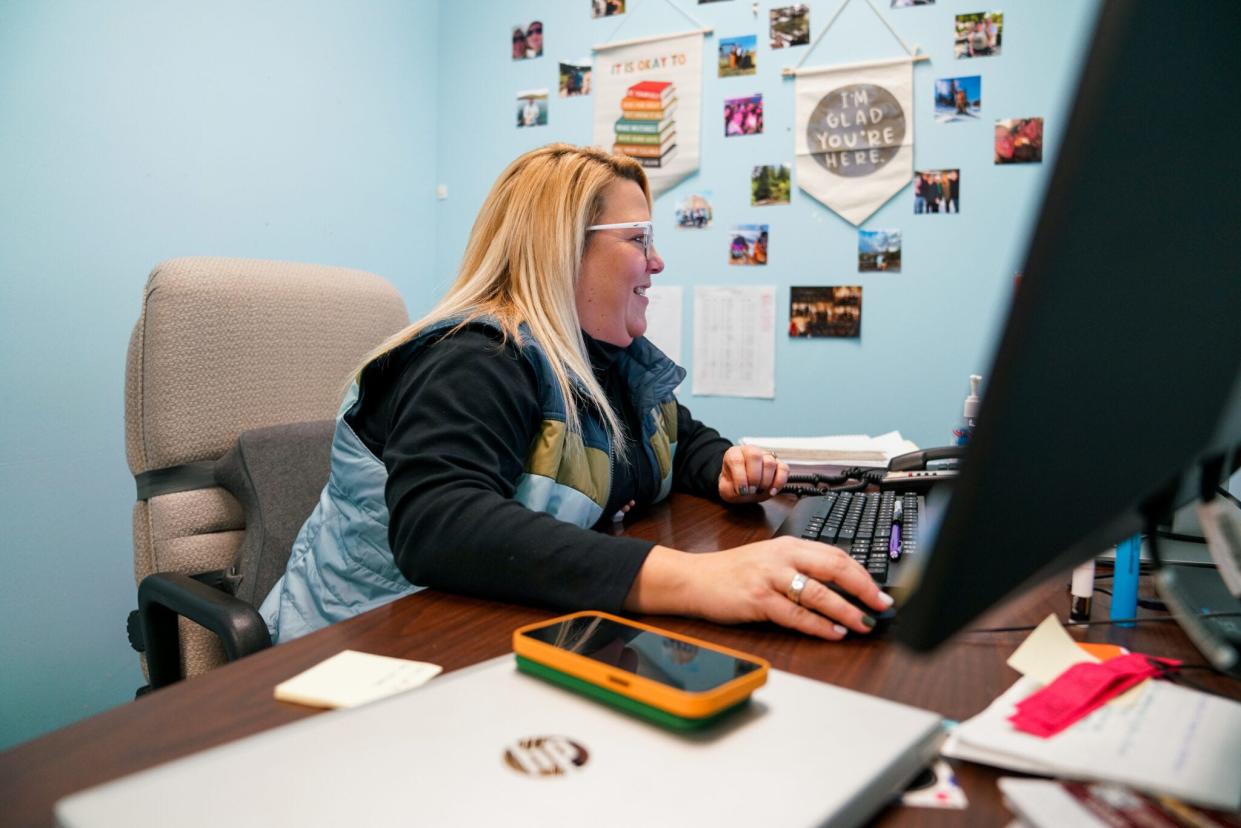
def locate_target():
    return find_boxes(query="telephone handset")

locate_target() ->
[887,446,967,471]
[880,446,966,492]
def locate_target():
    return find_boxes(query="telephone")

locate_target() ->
[879,446,966,492]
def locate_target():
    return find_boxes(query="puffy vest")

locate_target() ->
[259,319,685,642]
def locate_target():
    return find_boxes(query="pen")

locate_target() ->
[889,499,903,560]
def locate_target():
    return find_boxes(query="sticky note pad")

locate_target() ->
[274,650,443,709]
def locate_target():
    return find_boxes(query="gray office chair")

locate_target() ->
[124,257,409,689]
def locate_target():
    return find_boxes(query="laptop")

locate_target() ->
[56,655,944,828]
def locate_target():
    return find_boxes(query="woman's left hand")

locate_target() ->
[718,445,790,503]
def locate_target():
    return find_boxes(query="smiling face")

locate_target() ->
[526,22,543,53]
[576,179,664,347]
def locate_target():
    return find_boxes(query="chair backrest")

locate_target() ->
[213,420,336,609]
[125,257,409,678]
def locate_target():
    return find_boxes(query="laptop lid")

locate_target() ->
[56,656,944,828]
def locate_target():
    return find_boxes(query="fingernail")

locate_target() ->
[878,592,895,608]
[739,486,749,495]
[769,487,779,496]
[860,614,876,629]
[832,624,848,637]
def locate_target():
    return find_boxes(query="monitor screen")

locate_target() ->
[895,1,1241,652]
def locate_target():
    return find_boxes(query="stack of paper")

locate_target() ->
[943,616,1241,811]
[739,431,918,467]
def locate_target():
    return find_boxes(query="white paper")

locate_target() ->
[274,650,442,709]
[946,676,1241,810]
[643,285,683,365]
[998,778,1108,828]
[691,285,775,398]
[739,430,918,466]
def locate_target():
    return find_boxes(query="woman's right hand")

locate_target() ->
[625,538,894,641]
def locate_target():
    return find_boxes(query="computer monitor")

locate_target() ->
[894,1,1241,652]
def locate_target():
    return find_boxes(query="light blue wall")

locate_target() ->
[0,0,440,750]
[0,0,1100,750]
[435,0,1101,446]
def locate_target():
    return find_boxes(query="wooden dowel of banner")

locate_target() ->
[782,52,930,78]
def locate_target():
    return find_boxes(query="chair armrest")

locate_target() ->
[138,572,273,690]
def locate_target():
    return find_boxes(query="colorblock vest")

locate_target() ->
[259,319,685,643]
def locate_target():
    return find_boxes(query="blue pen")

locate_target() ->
[889,500,903,560]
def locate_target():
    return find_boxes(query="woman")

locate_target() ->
[260,144,890,644]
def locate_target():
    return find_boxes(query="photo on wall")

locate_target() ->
[770,5,810,48]
[914,169,959,213]
[934,75,981,123]
[516,90,549,128]
[751,165,791,206]
[724,94,763,136]
[559,61,592,97]
[675,192,714,228]
[858,229,901,272]
[995,116,1043,164]
[592,0,625,18]
[718,35,757,77]
[728,224,768,265]
[789,286,862,338]
[512,21,543,60]
[954,11,1003,58]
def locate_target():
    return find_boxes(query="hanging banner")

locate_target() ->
[593,30,703,199]
[795,57,914,226]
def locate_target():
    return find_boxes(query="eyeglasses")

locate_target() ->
[586,221,654,260]
[527,25,543,34]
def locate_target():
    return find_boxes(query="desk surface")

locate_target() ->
[2,493,1233,827]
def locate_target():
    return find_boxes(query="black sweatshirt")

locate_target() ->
[345,325,733,612]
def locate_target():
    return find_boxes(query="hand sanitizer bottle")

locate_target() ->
[954,374,982,446]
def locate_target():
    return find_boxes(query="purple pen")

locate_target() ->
[889,499,903,560]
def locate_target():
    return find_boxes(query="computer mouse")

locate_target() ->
[826,582,898,632]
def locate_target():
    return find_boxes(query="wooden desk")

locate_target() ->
[1,493,1231,827]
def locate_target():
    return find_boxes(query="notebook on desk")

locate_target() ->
[56,655,945,828]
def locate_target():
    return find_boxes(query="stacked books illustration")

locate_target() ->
[613,80,677,168]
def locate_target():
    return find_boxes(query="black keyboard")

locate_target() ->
[773,490,923,592]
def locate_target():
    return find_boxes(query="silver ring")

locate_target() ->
[787,573,809,605]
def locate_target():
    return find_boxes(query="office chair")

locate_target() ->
[124,257,409,690]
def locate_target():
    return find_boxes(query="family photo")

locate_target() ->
[914,169,960,213]
[718,35,756,77]
[510,21,543,60]
[675,193,714,228]
[558,61,591,97]
[954,11,1003,58]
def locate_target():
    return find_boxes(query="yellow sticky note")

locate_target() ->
[274,650,443,709]
[1006,614,1099,684]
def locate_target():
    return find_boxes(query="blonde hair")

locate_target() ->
[361,143,651,441]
